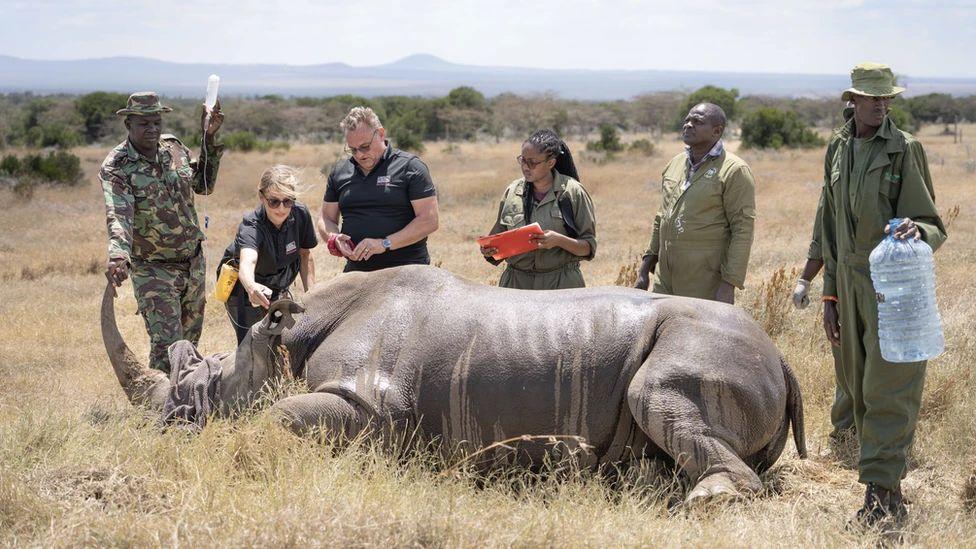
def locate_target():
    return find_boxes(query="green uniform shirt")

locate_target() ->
[645,149,756,289]
[820,117,947,297]
[488,171,597,273]
[100,135,223,263]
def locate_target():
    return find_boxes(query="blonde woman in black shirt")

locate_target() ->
[219,165,317,343]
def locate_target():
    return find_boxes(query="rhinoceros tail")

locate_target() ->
[781,357,807,459]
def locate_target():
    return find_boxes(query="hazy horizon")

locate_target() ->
[2,0,974,79]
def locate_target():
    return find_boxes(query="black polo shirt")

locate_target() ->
[220,202,317,296]
[324,143,436,271]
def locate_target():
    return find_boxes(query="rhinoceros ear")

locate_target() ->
[260,299,306,335]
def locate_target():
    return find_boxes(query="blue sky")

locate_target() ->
[1,0,974,77]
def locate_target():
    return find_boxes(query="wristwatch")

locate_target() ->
[381,238,392,251]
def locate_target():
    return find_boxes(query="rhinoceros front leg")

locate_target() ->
[627,358,763,506]
[270,391,372,441]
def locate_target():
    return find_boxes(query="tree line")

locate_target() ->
[1,87,974,154]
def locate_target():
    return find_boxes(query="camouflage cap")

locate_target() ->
[115,91,173,116]
[841,63,906,101]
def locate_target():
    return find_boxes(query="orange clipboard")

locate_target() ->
[476,222,545,260]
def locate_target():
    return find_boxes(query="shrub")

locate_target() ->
[17,151,83,184]
[75,91,128,143]
[628,138,656,156]
[36,150,82,184]
[586,124,624,153]
[888,104,917,133]
[0,154,21,175]
[221,131,287,152]
[741,107,825,149]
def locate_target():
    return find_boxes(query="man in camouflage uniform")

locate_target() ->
[819,63,947,528]
[101,92,224,373]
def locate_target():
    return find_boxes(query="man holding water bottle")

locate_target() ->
[101,92,225,373]
[819,63,947,528]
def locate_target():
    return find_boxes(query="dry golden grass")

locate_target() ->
[1,126,975,546]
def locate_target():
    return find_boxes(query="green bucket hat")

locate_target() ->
[115,91,173,116]
[841,62,906,101]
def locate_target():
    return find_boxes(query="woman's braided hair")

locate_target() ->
[525,129,580,182]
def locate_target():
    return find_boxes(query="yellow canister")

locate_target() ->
[214,261,239,303]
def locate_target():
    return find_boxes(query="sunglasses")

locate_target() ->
[344,128,379,155]
[262,193,295,209]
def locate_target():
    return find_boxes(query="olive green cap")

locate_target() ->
[115,91,173,116]
[841,63,906,101]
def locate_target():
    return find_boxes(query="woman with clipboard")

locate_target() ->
[480,129,597,289]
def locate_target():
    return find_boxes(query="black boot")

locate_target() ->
[850,483,908,530]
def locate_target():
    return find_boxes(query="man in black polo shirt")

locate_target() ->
[318,106,439,271]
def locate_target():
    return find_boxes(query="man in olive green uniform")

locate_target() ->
[795,191,856,461]
[635,103,756,304]
[819,63,947,526]
[101,92,224,373]
[793,105,857,464]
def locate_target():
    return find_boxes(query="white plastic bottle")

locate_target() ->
[204,74,220,130]
[869,217,944,362]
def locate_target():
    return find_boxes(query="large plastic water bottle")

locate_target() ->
[869,217,944,362]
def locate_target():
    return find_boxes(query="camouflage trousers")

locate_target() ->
[131,249,206,373]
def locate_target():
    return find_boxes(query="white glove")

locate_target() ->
[792,279,811,310]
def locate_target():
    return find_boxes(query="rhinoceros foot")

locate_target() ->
[684,471,757,507]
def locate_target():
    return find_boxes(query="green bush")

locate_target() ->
[223,130,260,151]
[0,154,21,175]
[387,109,428,153]
[741,107,825,149]
[222,131,289,152]
[628,138,656,156]
[75,91,128,142]
[586,124,624,153]
[3,150,82,185]
[21,151,82,184]
[888,104,918,133]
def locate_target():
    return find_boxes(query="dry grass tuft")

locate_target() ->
[746,266,798,338]
[614,255,641,287]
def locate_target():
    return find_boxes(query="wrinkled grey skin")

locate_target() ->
[102,265,806,504]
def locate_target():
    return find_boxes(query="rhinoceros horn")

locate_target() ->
[100,281,170,409]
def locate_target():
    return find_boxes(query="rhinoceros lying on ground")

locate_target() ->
[102,265,805,504]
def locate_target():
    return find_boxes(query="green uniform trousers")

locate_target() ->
[829,342,855,439]
[652,241,725,300]
[131,250,206,373]
[499,262,585,290]
[838,260,926,490]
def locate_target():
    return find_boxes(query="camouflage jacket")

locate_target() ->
[100,135,222,262]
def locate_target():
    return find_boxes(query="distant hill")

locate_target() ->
[2,53,974,99]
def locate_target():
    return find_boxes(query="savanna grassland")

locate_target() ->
[1,126,975,547]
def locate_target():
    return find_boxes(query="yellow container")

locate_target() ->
[214,262,239,303]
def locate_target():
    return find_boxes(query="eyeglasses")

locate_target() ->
[262,193,295,209]
[517,155,550,169]
[344,128,379,155]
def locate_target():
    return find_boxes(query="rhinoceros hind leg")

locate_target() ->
[627,365,762,505]
[270,392,370,441]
